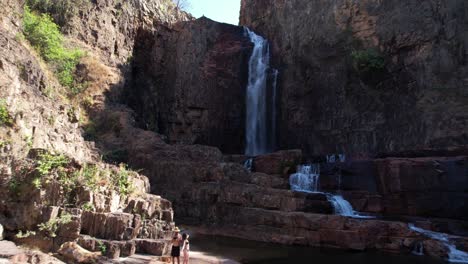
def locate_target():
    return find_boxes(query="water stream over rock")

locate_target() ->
[289,163,373,218]
[409,224,468,263]
[244,28,277,156]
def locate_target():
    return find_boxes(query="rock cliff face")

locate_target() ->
[240,0,468,156]
[0,0,184,261]
[127,18,252,154]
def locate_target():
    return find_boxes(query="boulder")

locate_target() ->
[58,242,101,263]
[253,150,302,175]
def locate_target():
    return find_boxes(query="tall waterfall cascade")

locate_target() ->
[289,163,374,219]
[244,28,278,156]
[409,224,468,263]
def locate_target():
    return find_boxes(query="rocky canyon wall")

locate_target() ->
[126,18,252,154]
[240,0,468,156]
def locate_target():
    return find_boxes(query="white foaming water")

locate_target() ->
[290,163,374,219]
[327,195,374,219]
[409,224,468,263]
[244,158,253,172]
[289,164,320,192]
[244,28,274,156]
[271,69,279,151]
[327,195,355,216]
[412,241,424,256]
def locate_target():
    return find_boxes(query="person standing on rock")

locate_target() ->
[182,233,190,264]
[171,227,183,264]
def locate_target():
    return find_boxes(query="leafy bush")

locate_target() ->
[112,164,133,196]
[0,100,13,126]
[81,202,95,212]
[37,153,69,176]
[351,49,385,73]
[25,0,89,27]
[16,230,37,238]
[23,6,83,93]
[97,241,107,255]
[38,213,72,238]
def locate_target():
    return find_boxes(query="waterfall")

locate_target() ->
[243,158,253,172]
[271,69,279,151]
[327,195,355,217]
[412,242,424,256]
[289,164,320,193]
[244,28,276,156]
[409,224,468,263]
[289,163,374,218]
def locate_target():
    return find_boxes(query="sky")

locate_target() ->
[185,0,241,25]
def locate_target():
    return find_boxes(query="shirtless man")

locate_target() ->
[171,227,182,264]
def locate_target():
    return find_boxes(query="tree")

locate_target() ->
[172,0,191,11]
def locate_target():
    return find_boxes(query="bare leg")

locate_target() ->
[177,256,180,264]
[172,257,175,264]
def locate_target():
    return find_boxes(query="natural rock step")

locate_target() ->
[195,181,333,214]
[204,207,444,254]
[78,236,170,259]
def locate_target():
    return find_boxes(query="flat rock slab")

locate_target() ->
[0,241,24,258]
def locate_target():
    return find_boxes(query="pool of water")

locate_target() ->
[188,233,446,264]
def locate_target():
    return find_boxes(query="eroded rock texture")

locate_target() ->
[240,0,468,156]
[127,18,252,154]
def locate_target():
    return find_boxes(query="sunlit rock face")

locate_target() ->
[240,0,468,156]
[127,17,253,154]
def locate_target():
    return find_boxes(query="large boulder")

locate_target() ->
[57,242,101,263]
[253,150,302,175]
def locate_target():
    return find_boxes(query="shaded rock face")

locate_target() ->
[240,0,468,156]
[127,18,252,154]
[320,156,468,221]
[61,0,191,66]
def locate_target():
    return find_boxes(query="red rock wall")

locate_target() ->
[240,0,468,156]
[127,18,252,154]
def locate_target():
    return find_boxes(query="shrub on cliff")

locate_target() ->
[351,49,385,74]
[0,99,13,126]
[23,6,84,94]
[26,0,89,27]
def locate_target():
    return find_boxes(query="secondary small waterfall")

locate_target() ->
[289,164,320,192]
[289,163,373,218]
[409,224,468,263]
[244,28,277,156]
[243,158,253,172]
[327,195,356,217]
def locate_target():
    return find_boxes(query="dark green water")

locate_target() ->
[189,234,446,264]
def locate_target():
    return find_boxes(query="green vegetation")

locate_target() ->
[32,177,42,189]
[351,49,385,74]
[38,213,72,238]
[81,202,95,212]
[22,6,83,95]
[0,140,11,149]
[37,153,69,176]
[16,230,37,238]
[112,164,133,197]
[26,0,89,27]
[97,240,107,255]
[0,99,13,126]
